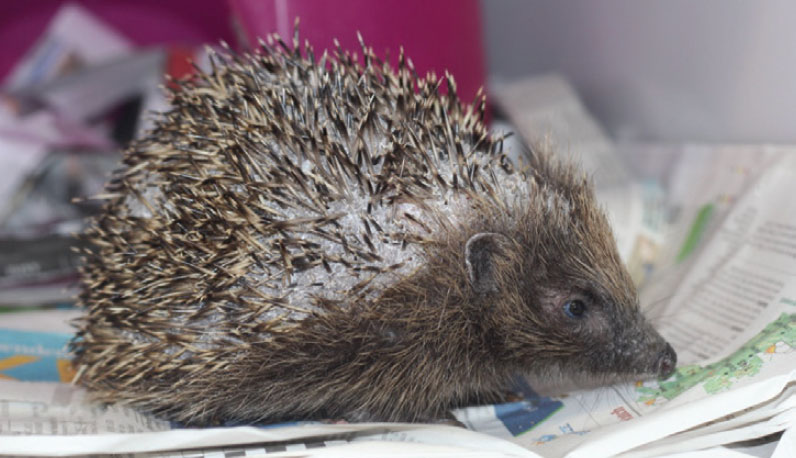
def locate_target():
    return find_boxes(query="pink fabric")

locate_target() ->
[229,0,487,103]
[2,0,486,104]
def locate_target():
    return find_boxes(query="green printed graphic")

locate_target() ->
[637,313,795,404]
[676,204,714,263]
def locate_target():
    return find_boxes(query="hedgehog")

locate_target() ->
[71,27,677,426]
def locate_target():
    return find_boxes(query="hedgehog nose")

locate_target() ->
[656,343,677,378]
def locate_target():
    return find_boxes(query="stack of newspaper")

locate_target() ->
[1,52,793,458]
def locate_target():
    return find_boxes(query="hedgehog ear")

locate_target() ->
[465,232,509,294]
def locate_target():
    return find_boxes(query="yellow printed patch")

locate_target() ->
[56,359,76,382]
[0,355,40,380]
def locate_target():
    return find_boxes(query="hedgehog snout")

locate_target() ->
[656,342,677,379]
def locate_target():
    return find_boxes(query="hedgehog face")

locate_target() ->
[545,209,676,382]
[529,283,677,384]
[465,230,676,384]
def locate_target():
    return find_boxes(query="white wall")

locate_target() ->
[482,1,796,143]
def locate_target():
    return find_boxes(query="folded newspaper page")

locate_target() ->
[0,380,536,457]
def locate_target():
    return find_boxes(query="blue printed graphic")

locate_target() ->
[494,377,564,436]
[0,328,73,382]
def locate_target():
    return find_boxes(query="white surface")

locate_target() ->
[483,0,796,143]
[0,309,81,334]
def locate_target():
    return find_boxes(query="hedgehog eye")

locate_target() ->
[563,300,587,319]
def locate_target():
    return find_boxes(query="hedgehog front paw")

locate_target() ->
[431,412,466,428]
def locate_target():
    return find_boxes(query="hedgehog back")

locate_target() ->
[73,40,531,373]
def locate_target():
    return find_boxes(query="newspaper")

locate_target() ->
[0,381,535,457]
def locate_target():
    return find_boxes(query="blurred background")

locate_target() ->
[484,0,796,144]
[0,0,793,323]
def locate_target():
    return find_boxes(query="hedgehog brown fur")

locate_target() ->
[72,26,676,425]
